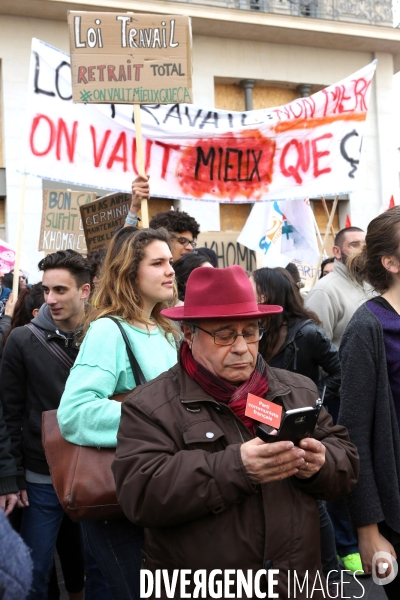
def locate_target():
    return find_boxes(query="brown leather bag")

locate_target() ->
[40,317,146,522]
[42,392,128,522]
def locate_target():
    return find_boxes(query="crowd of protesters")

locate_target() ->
[0,175,399,599]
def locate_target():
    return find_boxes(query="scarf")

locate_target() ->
[180,341,269,432]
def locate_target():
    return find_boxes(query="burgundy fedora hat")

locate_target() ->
[161,265,283,321]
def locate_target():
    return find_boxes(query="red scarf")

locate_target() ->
[180,342,268,432]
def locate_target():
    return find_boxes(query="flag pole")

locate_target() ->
[311,210,326,257]
[12,174,27,298]
[133,103,149,228]
[312,196,339,286]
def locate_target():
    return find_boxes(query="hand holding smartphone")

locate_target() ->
[256,401,322,446]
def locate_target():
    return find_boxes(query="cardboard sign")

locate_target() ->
[39,190,96,254]
[245,394,283,429]
[196,231,257,272]
[291,259,318,289]
[80,191,131,251]
[68,12,193,104]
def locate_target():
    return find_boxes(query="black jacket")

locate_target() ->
[0,305,81,488]
[0,318,16,496]
[0,315,11,361]
[0,399,18,495]
[268,319,341,405]
[338,302,400,537]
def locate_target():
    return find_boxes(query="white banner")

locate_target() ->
[22,39,376,203]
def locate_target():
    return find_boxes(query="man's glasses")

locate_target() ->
[173,235,197,249]
[194,325,264,346]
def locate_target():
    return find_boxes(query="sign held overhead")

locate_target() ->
[68,11,193,104]
[80,191,131,252]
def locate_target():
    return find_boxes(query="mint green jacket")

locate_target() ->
[58,318,177,447]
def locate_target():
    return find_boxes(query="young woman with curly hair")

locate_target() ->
[58,226,178,600]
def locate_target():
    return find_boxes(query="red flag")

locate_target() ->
[388,195,395,210]
[345,214,351,228]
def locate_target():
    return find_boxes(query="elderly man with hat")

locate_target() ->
[113,266,358,599]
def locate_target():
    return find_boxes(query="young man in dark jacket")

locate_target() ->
[0,250,91,600]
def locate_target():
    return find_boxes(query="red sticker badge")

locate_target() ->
[245,393,282,429]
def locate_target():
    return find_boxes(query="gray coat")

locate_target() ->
[0,509,32,599]
[305,260,375,348]
[338,302,400,534]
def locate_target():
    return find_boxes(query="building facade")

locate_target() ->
[0,0,399,277]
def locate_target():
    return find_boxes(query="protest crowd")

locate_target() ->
[0,170,399,600]
[2,0,400,595]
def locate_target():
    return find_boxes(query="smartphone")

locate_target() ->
[256,402,322,446]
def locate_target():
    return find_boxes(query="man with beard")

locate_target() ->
[305,227,375,349]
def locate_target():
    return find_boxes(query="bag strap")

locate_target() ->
[26,319,147,387]
[26,323,74,370]
[106,317,147,387]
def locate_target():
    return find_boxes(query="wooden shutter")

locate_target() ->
[312,199,340,254]
[220,203,251,231]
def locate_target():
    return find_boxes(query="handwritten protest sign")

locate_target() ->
[196,231,257,272]
[22,39,376,203]
[291,259,318,289]
[80,191,131,252]
[39,190,96,254]
[67,12,192,105]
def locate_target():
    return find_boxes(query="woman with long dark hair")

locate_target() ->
[339,206,400,598]
[173,251,213,304]
[3,283,44,345]
[250,267,342,595]
[58,227,178,600]
[250,267,340,402]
